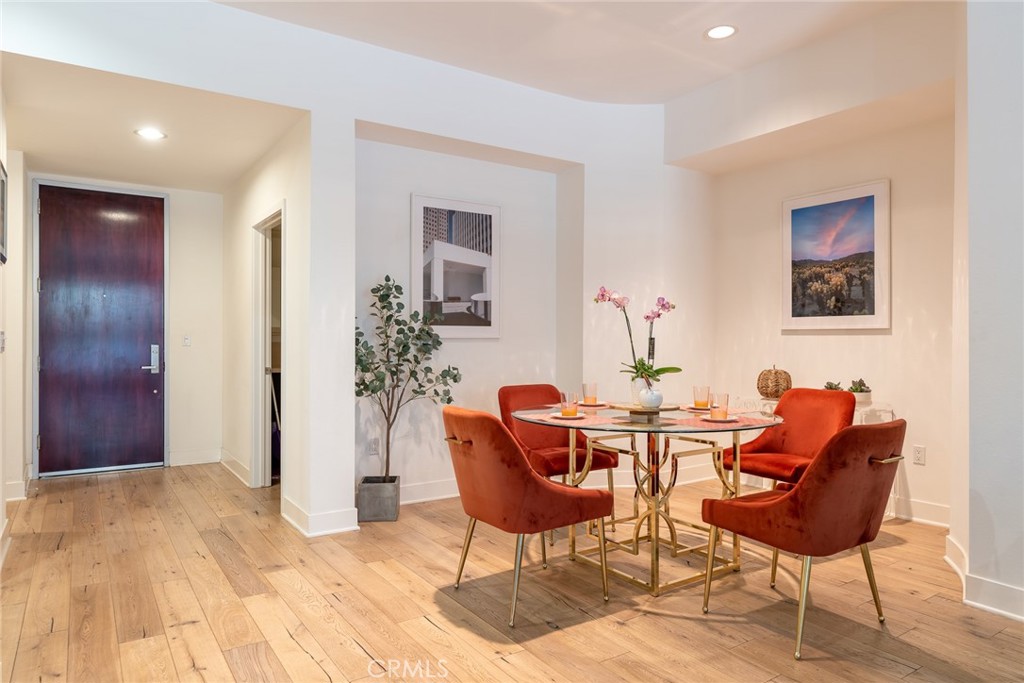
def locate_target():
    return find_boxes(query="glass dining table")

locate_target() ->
[513,402,783,596]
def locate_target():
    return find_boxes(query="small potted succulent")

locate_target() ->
[823,381,844,391]
[848,378,872,404]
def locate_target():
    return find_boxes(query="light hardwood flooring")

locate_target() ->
[1,464,1021,682]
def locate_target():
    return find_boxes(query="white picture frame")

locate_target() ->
[411,194,500,338]
[782,179,891,331]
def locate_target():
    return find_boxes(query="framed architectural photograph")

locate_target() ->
[0,159,7,265]
[411,194,500,338]
[782,179,890,330]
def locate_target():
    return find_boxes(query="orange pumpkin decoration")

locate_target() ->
[757,365,792,399]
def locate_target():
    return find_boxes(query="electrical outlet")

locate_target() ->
[913,445,926,466]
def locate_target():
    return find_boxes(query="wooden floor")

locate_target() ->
[1,464,1021,682]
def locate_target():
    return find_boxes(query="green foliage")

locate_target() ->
[623,357,682,387]
[824,379,871,392]
[355,275,461,477]
[848,378,871,393]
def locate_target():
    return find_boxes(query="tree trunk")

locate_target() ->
[383,419,393,479]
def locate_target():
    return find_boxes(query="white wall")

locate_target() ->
[962,0,1023,619]
[221,117,311,516]
[710,118,955,525]
[354,139,558,502]
[167,191,224,465]
[2,151,27,502]
[0,84,8,546]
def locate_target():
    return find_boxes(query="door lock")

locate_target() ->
[141,344,160,374]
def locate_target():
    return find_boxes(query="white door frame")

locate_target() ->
[251,205,284,488]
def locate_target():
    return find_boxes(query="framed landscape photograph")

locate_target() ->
[782,179,890,330]
[410,194,500,339]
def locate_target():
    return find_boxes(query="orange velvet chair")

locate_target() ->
[701,419,907,660]
[722,388,855,487]
[498,384,627,528]
[442,405,611,627]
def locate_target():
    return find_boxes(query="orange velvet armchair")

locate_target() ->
[722,387,855,486]
[442,405,611,627]
[498,385,629,531]
[701,419,907,660]
[498,383,620,479]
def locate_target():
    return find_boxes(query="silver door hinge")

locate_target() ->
[37,355,41,372]
[36,434,41,450]
[37,277,42,292]
[37,199,42,215]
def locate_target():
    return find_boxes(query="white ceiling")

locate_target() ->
[3,54,307,193]
[3,2,925,191]
[227,1,899,104]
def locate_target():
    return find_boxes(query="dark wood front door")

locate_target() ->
[38,184,165,474]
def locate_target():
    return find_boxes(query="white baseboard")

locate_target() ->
[219,454,250,486]
[944,533,968,588]
[280,495,359,538]
[965,573,1024,622]
[893,495,950,527]
[4,479,27,501]
[169,448,222,466]
[400,478,459,504]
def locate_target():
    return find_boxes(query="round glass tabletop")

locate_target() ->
[511,405,782,434]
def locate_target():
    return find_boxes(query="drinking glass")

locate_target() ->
[693,385,710,409]
[560,391,579,417]
[582,382,598,405]
[710,392,729,419]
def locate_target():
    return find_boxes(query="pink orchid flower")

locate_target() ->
[595,287,681,385]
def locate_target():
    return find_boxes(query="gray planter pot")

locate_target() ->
[357,475,400,522]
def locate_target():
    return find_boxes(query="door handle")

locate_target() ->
[141,344,160,374]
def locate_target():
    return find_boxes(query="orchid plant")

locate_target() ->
[594,286,682,387]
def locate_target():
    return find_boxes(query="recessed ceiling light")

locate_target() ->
[134,127,167,141]
[705,25,737,40]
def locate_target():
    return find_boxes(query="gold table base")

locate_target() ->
[569,432,745,596]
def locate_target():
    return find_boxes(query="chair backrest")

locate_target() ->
[782,419,907,556]
[442,405,602,534]
[497,383,589,451]
[762,388,856,457]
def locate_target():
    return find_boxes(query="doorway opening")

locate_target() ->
[252,208,283,488]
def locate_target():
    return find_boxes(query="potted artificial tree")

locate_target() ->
[354,275,461,521]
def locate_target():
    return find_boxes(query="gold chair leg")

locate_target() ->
[860,544,885,623]
[597,517,609,601]
[794,555,812,660]
[455,518,477,589]
[509,533,526,627]
[541,533,548,569]
[606,469,616,531]
[702,524,720,613]
[770,547,780,587]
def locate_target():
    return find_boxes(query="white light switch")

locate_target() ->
[183,335,192,347]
